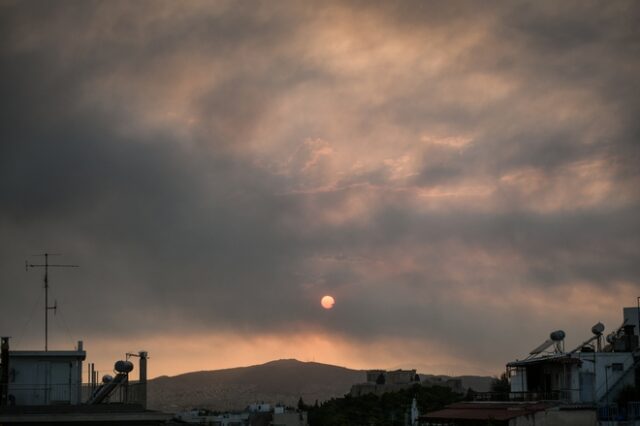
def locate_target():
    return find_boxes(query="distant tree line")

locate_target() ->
[489,372,510,401]
[300,384,463,426]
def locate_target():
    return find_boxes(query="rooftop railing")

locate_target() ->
[598,402,640,421]
[509,390,573,402]
[5,380,144,406]
[470,390,573,402]
[83,380,145,405]
[6,383,81,405]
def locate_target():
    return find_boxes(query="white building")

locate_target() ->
[508,307,639,405]
[0,337,169,425]
[174,410,251,425]
[7,344,85,405]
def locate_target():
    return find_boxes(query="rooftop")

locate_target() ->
[421,401,550,421]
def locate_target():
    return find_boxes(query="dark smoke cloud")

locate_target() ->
[1,0,638,372]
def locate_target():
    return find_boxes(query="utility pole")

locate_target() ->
[26,253,78,351]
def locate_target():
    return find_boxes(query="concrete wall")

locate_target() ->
[579,352,634,402]
[387,370,417,385]
[510,367,527,394]
[366,370,385,383]
[510,409,596,426]
[351,382,415,397]
[8,355,83,405]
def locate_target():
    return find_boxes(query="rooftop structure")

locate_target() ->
[0,338,170,425]
[5,341,86,406]
[422,305,640,425]
[506,307,639,405]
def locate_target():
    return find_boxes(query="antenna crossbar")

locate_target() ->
[25,253,79,351]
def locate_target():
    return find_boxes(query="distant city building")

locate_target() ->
[174,409,252,425]
[175,404,308,426]
[352,368,463,397]
[248,402,272,413]
[386,369,419,385]
[352,369,425,396]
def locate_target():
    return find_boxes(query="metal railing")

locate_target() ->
[6,381,145,406]
[598,402,640,421]
[82,380,145,405]
[470,390,573,402]
[509,390,573,401]
[7,383,82,405]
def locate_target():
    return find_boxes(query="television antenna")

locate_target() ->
[25,253,78,351]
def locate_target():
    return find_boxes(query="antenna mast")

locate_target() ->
[26,253,79,351]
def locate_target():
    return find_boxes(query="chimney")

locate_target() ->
[138,351,148,409]
[624,325,639,352]
[1,337,9,407]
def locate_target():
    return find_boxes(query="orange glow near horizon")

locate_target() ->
[66,331,497,380]
[44,282,632,380]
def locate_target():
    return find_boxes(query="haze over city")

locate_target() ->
[1,1,639,380]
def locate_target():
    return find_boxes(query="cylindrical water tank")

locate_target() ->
[550,330,566,341]
[114,360,134,373]
[102,374,114,383]
[591,322,605,335]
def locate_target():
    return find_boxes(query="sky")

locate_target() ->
[1,0,639,379]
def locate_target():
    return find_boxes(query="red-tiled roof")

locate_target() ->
[421,402,549,421]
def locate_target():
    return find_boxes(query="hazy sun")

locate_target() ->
[321,295,335,309]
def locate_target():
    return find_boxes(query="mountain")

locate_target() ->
[148,359,365,412]
[148,359,495,413]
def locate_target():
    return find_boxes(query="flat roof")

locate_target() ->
[507,354,581,368]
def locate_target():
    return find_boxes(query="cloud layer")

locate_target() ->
[1,0,639,376]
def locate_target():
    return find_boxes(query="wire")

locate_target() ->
[14,290,44,347]
[55,302,77,348]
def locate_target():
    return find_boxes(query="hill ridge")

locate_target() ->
[148,359,492,412]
